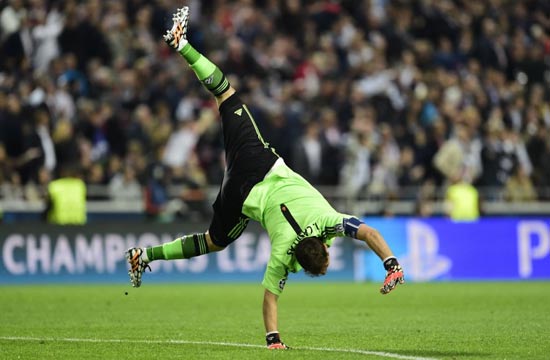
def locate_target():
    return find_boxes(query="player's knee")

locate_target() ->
[205,232,225,252]
[215,86,236,107]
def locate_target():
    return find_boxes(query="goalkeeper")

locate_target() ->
[126,6,404,350]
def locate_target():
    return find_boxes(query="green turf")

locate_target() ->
[1,282,549,359]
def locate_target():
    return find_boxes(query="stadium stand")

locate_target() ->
[1,0,550,220]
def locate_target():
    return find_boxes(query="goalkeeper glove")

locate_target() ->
[266,331,289,349]
[380,257,404,295]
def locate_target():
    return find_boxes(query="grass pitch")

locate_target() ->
[1,282,549,359]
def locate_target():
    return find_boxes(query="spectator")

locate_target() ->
[477,114,516,198]
[433,123,482,184]
[108,164,142,202]
[339,106,377,199]
[397,145,425,196]
[20,106,57,184]
[0,0,26,41]
[1,12,33,72]
[52,118,80,170]
[369,123,400,197]
[162,115,200,183]
[318,107,342,185]
[31,5,64,73]
[504,165,537,202]
[291,120,323,185]
[527,127,550,199]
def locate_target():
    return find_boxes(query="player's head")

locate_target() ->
[295,237,329,276]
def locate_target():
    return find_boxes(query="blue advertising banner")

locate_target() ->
[2,218,549,284]
[360,218,550,282]
[0,223,355,284]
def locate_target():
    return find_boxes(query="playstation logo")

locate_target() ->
[400,221,452,281]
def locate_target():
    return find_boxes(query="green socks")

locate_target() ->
[179,42,201,63]
[179,43,230,96]
[145,233,209,261]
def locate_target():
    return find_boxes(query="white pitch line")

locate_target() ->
[0,336,438,360]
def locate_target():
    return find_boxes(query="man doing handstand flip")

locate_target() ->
[126,5,404,350]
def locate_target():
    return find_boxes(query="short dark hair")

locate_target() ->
[294,237,328,276]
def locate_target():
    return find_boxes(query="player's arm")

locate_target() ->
[355,224,393,260]
[344,218,405,294]
[263,289,278,334]
[263,289,288,349]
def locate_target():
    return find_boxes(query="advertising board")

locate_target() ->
[1,218,549,284]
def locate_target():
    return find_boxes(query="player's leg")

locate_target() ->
[163,6,234,107]
[126,231,222,288]
[164,6,278,164]
[143,231,222,260]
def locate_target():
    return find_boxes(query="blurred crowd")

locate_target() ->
[1,0,550,217]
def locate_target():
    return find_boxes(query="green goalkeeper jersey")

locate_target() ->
[242,159,351,296]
